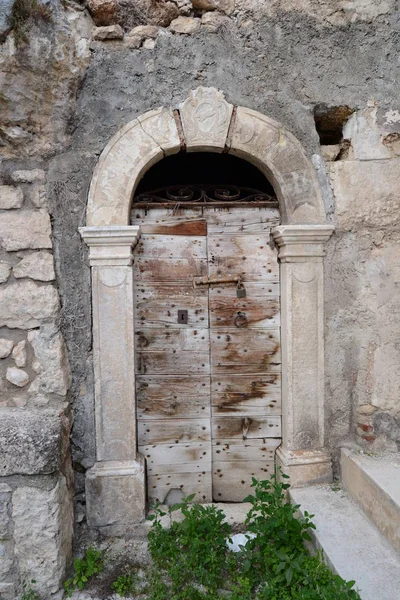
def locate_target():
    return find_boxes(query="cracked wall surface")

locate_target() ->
[0,0,399,594]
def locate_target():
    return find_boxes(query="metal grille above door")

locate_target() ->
[133,188,281,505]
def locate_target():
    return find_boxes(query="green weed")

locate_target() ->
[63,547,103,597]
[21,580,40,600]
[111,573,137,597]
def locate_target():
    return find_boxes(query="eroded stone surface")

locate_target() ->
[0,210,52,251]
[13,476,73,595]
[201,11,230,31]
[0,185,23,209]
[0,408,66,475]
[0,281,59,329]
[28,325,71,396]
[13,251,56,282]
[11,170,46,183]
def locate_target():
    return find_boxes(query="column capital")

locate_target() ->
[272,224,334,262]
[79,226,141,266]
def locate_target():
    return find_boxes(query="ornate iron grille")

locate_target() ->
[133,184,277,208]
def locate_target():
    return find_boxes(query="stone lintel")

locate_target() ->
[85,458,146,534]
[272,224,334,261]
[79,226,141,266]
[276,446,332,487]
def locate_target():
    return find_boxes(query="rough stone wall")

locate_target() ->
[0,0,400,593]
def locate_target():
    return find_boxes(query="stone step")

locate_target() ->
[341,447,400,552]
[290,485,400,600]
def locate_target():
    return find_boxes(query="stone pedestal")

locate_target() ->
[80,226,145,533]
[273,225,334,486]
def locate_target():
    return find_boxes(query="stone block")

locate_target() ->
[6,367,29,387]
[92,24,124,40]
[12,476,73,596]
[87,0,118,26]
[192,0,235,14]
[0,185,23,209]
[0,262,11,283]
[11,169,45,183]
[28,325,71,396]
[0,338,13,358]
[0,280,59,329]
[0,210,52,251]
[0,484,12,539]
[0,408,67,475]
[13,251,56,282]
[11,340,27,367]
[86,459,146,535]
[170,16,201,34]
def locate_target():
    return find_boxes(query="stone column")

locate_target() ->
[272,224,334,487]
[79,226,145,534]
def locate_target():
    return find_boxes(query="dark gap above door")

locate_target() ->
[134,152,276,201]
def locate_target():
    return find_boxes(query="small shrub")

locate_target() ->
[63,546,103,597]
[8,0,52,46]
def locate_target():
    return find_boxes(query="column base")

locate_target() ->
[276,446,332,487]
[86,457,146,536]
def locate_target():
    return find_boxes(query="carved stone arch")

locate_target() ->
[87,88,326,227]
[80,88,334,536]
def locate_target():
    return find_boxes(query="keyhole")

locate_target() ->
[178,310,188,324]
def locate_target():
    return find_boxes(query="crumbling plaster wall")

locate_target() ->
[0,0,399,592]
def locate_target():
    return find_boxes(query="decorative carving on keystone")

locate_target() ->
[179,87,233,151]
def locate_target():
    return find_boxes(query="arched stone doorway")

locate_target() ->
[80,87,334,535]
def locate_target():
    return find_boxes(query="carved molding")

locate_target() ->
[79,226,141,266]
[179,87,233,151]
[272,224,334,261]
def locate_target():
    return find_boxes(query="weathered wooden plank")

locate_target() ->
[209,281,280,296]
[139,442,211,466]
[132,207,204,225]
[208,234,279,282]
[134,258,207,282]
[138,395,210,419]
[211,374,281,414]
[213,438,280,462]
[148,471,213,504]
[212,461,274,502]
[135,329,209,352]
[140,220,207,236]
[212,416,281,439]
[136,375,210,399]
[136,351,210,375]
[206,207,280,234]
[209,292,280,328]
[136,235,206,259]
[147,461,210,475]
[138,419,211,445]
[210,329,281,374]
[135,294,209,329]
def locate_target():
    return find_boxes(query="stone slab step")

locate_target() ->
[290,485,400,600]
[341,447,400,552]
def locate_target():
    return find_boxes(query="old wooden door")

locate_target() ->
[133,187,281,504]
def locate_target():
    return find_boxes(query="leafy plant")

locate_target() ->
[8,0,52,47]
[21,580,40,600]
[145,471,361,600]
[63,547,103,597]
[111,573,137,597]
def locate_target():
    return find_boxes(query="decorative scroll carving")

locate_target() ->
[179,87,233,151]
